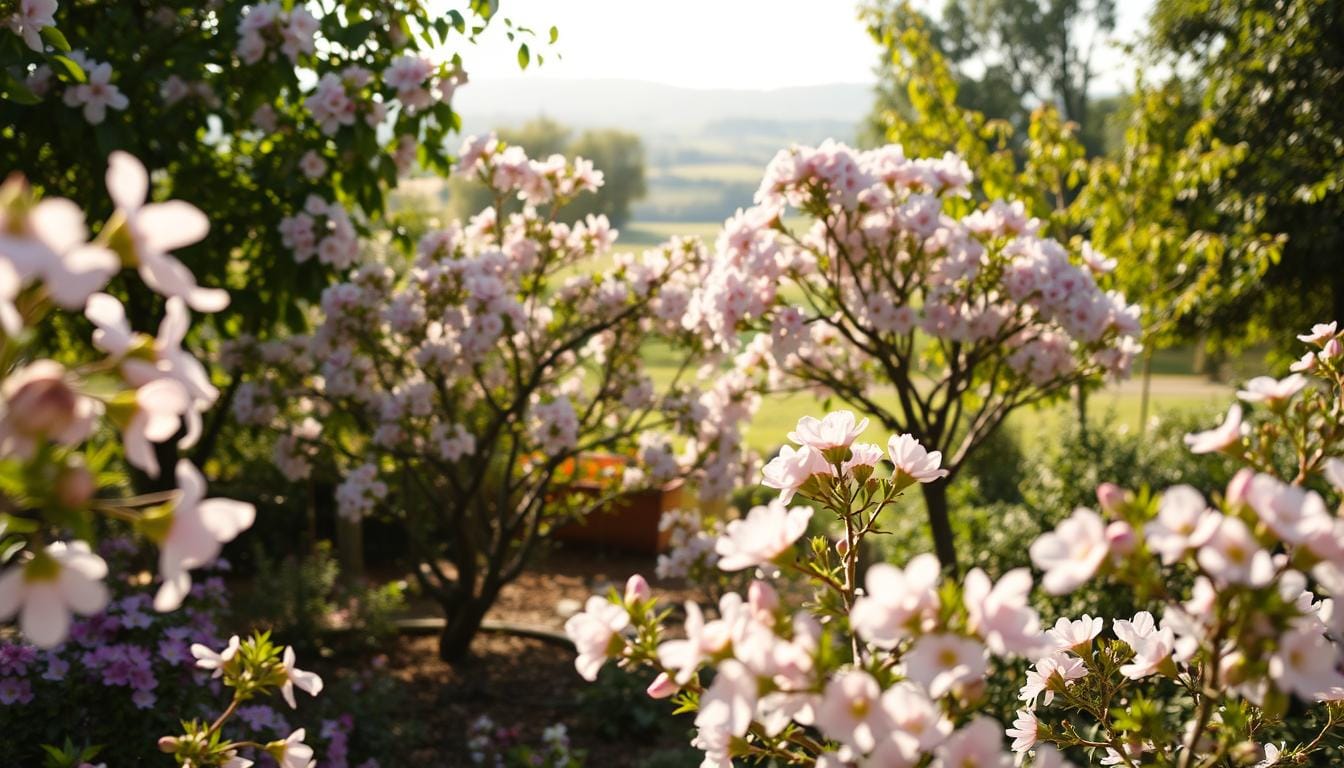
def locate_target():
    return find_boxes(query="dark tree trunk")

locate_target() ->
[438,595,492,664]
[920,477,958,576]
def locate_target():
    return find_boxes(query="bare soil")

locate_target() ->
[375,544,704,767]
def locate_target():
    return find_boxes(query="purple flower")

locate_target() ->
[159,638,191,666]
[131,688,156,709]
[128,666,157,691]
[42,653,68,681]
[0,644,38,676]
[0,677,33,705]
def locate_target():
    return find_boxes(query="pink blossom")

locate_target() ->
[1029,507,1109,594]
[850,554,941,647]
[562,595,629,682]
[106,152,227,312]
[813,670,888,753]
[887,433,949,485]
[1113,611,1176,679]
[715,499,812,571]
[1236,374,1308,405]
[0,541,108,648]
[190,635,240,678]
[1197,515,1274,587]
[268,728,315,768]
[62,60,128,124]
[122,378,192,477]
[1269,627,1344,701]
[7,0,57,51]
[903,633,987,698]
[787,410,869,451]
[280,646,323,708]
[760,444,832,503]
[153,461,256,611]
[1020,652,1087,705]
[1246,473,1332,545]
[1145,485,1219,564]
[1005,707,1040,752]
[1046,615,1104,653]
[658,598,734,684]
[1183,403,1245,454]
[1297,322,1337,345]
[0,196,119,310]
[0,360,98,458]
[962,567,1045,657]
[933,716,1013,768]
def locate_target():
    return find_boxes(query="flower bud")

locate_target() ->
[646,671,678,699]
[56,463,95,508]
[835,538,849,557]
[7,365,78,437]
[749,580,778,615]
[157,736,179,753]
[1105,520,1137,556]
[1225,468,1255,509]
[624,574,651,605]
[1095,482,1125,515]
[1324,337,1342,359]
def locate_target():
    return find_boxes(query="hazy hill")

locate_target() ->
[454,78,873,141]
[438,78,874,222]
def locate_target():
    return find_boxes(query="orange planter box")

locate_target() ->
[549,453,682,554]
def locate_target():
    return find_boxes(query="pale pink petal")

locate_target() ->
[107,151,148,213]
[46,245,119,309]
[29,198,88,255]
[86,292,134,354]
[139,201,209,253]
[20,582,69,648]
[0,567,23,618]
[153,565,192,612]
[58,569,109,615]
[174,459,207,507]
[196,498,256,544]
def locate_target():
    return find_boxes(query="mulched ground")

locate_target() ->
[374,544,705,767]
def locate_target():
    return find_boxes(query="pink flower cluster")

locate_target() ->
[0,155,252,649]
[279,195,360,268]
[684,139,1141,390]
[568,365,1344,766]
[236,1,318,65]
[456,134,604,205]
[304,67,388,137]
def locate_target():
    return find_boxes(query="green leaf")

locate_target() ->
[1,72,41,105]
[549,25,559,44]
[517,43,530,70]
[51,54,85,83]
[40,26,71,53]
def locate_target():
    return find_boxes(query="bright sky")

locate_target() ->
[454,0,1152,92]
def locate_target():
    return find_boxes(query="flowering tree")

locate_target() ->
[0,0,543,467]
[231,136,756,662]
[566,335,1344,766]
[685,141,1142,571]
[0,154,257,654]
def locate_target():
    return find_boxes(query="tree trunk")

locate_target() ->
[1138,347,1154,435]
[1074,386,1089,445]
[336,513,365,587]
[438,595,492,664]
[920,478,958,576]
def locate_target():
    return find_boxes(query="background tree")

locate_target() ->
[860,0,1121,155]
[446,117,648,226]
[0,1,545,475]
[1148,0,1344,358]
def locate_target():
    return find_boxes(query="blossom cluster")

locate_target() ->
[159,632,324,768]
[228,138,756,659]
[567,367,1344,767]
[0,154,253,649]
[687,141,1140,381]
[235,1,318,65]
[278,194,360,269]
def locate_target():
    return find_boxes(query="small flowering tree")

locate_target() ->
[0,154,255,650]
[566,325,1344,765]
[685,141,1142,571]
[233,136,756,662]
